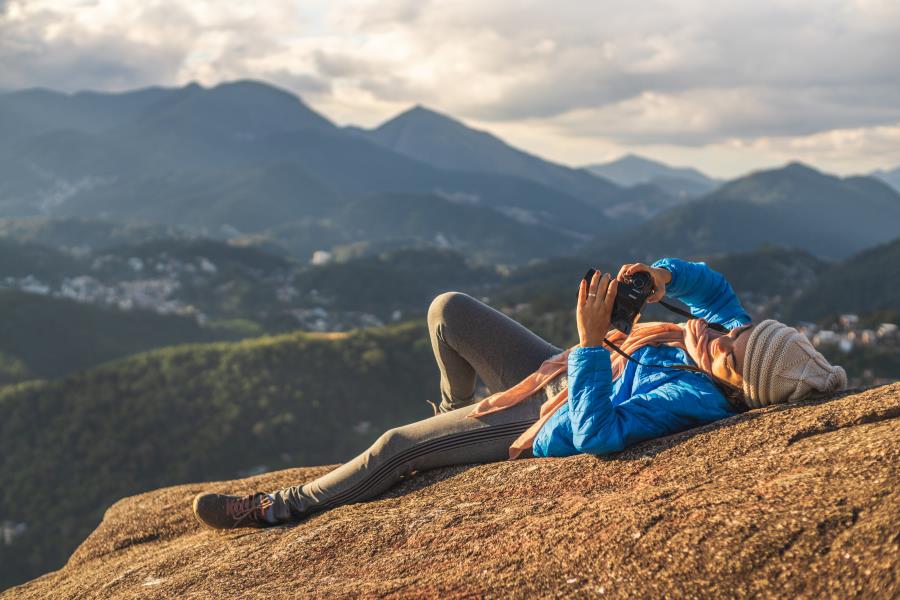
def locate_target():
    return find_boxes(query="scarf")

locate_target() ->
[465,318,745,460]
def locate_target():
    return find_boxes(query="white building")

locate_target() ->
[311,250,333,266]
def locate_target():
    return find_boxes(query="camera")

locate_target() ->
[582,268,654,335]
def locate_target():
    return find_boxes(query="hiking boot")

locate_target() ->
[192,491,275,530]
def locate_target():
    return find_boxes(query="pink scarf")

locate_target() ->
[465,319,744,459]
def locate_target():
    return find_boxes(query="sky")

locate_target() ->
[1,0,899,178]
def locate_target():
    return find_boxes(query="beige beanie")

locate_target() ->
[742,319,848,408]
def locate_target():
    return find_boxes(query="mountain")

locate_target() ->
[6,382,898,597]
[580,162,900,263]
[785,236,900,321]
[3,80,898,275]
[0,289,238,382]
[356,105,624,211]
[0,81,615,257]
[104,80,338,168]
[585,153,720,198]
[871,165,900,193]
[351,107,695,222]
[244,127,606,238]
[0,320,438,589]
[52,161,346,231]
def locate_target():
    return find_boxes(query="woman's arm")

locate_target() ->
[566,345,735,454]
[649,257,751,329]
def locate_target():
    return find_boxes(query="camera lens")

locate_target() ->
[632,271,650,290]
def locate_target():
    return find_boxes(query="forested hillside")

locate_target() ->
[0,321,438,589]
[0,290,239,382]
[785,237,900,321]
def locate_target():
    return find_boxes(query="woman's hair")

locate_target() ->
[715,379,749,412]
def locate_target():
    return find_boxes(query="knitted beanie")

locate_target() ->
[742,319,848,408]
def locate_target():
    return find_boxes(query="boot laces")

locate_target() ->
[225,493,273,527]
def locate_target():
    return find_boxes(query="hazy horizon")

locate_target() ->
[1,0,898,178]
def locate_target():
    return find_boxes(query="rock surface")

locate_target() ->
[6,383,899,599]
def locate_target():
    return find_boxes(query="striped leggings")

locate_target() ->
[270,291,564,521]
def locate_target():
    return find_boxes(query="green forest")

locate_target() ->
[0,321,439,586]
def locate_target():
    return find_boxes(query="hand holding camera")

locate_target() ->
[579,263,665,340]
[577,270,617,348]
[616,262,671,304]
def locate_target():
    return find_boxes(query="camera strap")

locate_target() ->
[657,299,728,333]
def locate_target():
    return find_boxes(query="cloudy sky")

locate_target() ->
[1,0,898,177]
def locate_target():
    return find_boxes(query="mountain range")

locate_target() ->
[0,81,645,264]
[2,79,899,266]
[350,105,622,210]
[584,153,720,198]
[581,162,900,262]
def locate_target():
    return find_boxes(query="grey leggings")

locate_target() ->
[270,291,564,521]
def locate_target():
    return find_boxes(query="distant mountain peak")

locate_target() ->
[616,153,665,166]
[584,153,717,196]
[346,104,629,209]
[782,161,820,175]
[204,79,317,107]
[378,104,469,132]
[127,78,336,134]
[593,153,700,172]
[405,104,438,116]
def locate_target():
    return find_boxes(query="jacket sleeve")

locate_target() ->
[650,257,751,329]
[566,345,734,455]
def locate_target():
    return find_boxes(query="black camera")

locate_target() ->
[582,268,654,335]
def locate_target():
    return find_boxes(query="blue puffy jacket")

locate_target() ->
[532,258,752,458]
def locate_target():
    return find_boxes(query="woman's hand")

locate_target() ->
[577,271,617,348]
[616,262,671,304]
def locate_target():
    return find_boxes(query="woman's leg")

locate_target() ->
[267,292,563,521]
[427,291,564,413]
[270,387,546,521]
[194,292,563,527]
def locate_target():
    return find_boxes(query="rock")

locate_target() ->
[5,384,899,599]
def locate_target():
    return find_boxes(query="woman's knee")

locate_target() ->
[427,291,476,329]
[370,425,416,457]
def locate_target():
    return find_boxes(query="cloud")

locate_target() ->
[0,0,898,172]
[317,0,900,145]
[734,121,900,167]
[0,0,321,92]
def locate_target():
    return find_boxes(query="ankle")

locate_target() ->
[268,491,294,522]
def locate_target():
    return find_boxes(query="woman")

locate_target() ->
[192,258,847,529]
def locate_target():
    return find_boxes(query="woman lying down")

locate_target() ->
[192,257,847,529]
